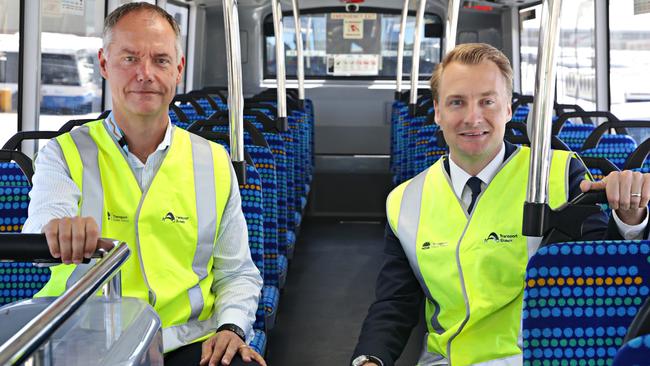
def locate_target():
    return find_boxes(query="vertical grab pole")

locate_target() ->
[222,0,246,184]
[444,0,461,54]
[290,0,305,109]
[523,0,563,237]
[408,0,426,116]
[272,0,289,131]
[395,0,410,101]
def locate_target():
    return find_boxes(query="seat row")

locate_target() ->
[390,91,650,185]
[0,87,315,355]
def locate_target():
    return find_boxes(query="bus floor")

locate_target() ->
[265,218,424,365]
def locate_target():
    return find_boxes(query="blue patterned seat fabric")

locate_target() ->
[581,134,638,169]
[0,163,51,306]
[557,122,596,152]
[523,240,650,365]
[249,329,267,355]
[511,104,530,123]
[612,334,650,365]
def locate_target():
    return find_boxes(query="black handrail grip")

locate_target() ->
[58,119,96,133]
[0,233,111,262]
[173,94,206,116]
[245,102,277,117]
[2,131,63,151]
[243,109,279,133]
[581,120,650,151]
[0,149,34,184]
[169,103,189,122]
[581,156,620,176]
[623,138,650,170]
[553,111,620,136]
[188,116,270,148]
[415,100,433,117]
[187,91,220,111]
[192,131,255,165]
[247,96,301,113]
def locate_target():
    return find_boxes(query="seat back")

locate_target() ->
[523,240,650,364]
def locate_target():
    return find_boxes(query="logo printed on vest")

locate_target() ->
[107,211,128,222]
[421,241,448,250]
[484,232,518,244]
[162,211,189,224]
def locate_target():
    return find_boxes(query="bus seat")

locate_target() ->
[523,240,650,364]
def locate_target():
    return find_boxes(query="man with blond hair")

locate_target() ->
[351,43,650,366]
[23,3,266,366]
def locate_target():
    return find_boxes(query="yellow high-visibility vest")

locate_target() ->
[387,146,574,365]
[36,120,232,351]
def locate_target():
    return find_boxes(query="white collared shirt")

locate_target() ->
[447,143,647,239]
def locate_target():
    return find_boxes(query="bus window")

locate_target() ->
[38,1,104,133]
[520,5,541,97]
[556,0,596,111]
[264,9,442,80]
[609,0,650,127]
[0,0,19,147]
[165,0,189,94]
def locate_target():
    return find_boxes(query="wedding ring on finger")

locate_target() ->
[631,193,642,198]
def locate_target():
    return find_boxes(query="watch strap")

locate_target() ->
[217,323,246,342]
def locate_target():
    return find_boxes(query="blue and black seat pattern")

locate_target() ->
[523,240,650,365]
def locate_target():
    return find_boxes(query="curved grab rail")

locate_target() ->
[552,111,620,136]
[0,236,129,365]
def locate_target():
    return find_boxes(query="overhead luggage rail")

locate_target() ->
[0,235,131,366]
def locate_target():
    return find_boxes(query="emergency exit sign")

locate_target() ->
[635,0,650,15]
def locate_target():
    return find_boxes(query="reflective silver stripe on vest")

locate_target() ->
[66,126,104,288]
[397,168,445,334]
[187,133,218,321]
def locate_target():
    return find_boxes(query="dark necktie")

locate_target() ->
[466,176,483,214]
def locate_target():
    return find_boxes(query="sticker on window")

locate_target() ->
[327,54,379,76]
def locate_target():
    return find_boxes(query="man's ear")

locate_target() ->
[433,100,441,126]
[98,48,109,79]
[176,56,186,84]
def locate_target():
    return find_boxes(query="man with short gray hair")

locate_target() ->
[23,3,265,366]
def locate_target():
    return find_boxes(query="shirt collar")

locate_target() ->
[449,143,506,199]
[103,112,172,155]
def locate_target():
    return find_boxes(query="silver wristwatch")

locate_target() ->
[352,355,383,366]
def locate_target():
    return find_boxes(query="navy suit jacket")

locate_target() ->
[352,142,650,365]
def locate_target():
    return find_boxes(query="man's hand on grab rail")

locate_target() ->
[42,217,104,264]
[200,330,267,366]
[581,170,650,225]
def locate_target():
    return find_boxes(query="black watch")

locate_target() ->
[217,323,246,342]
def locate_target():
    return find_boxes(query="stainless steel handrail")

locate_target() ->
[525,0,562,233]
[0,241,130,365]
[409,0,427,111]
[222,0,246,170]
[395,0,410,99]
[290,0,305,103]
[444,0,461,54]
[272,0,288,122]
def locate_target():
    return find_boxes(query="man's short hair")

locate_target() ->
[430,43,513,102]
[103,2,183,62]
